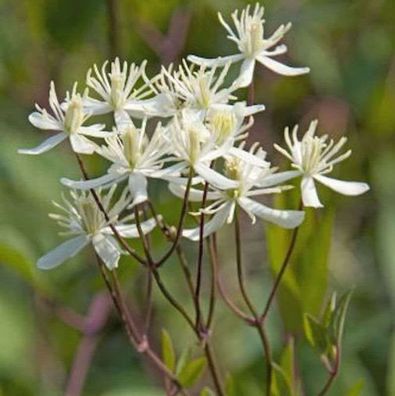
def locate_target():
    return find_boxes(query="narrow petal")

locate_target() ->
[187,54,243,68]
[229,147,270,168]
[37,235,89,270]
[128,172,148,207]
[314,174,370,196]
[183,203,233,241]
[257,170,301,188]
[92,233,121,270]
[235,59,256,88]
[169,183,222,202]
[108,218,156,238]
[79,126,113,138]
[194,163,238,190]
[114,109,132,129]
[29,112,62,130]
[238,197,304,229]
[61,173,122,190]
[82,97,112,115]
[301,176,323,208]
[70,134,97,154]
[257,55,310,76]
[18,132,67,155]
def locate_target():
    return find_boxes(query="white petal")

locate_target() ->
[314,174,370,196]
[61,173,122,190]
[83,97,112,115]
[18,132,67,155]
[128,172,148,207]
[107,218,156,238]
[37,235,89,270]
[92,234,121,270]
[70,134,97,154]
[257,170,301,188]
[234,59,256,88]
[187,54,244,68]
[229,147,270,168]
[152,162,188,180]
[194,163,238,190]
[257,55,310,76]
[243,104,266,116]
[29,112,62,130]
[301,177,323,208]
[114,109,132,129]
[169,183,222,202]
[79,126,113,138]
[183,203,233,241]
[238,197,304,228]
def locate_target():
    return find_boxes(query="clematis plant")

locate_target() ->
[19,3,369,396]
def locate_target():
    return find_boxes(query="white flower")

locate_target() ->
[155,110,238,189]
[274,120,370,208]
[188,3,309,87]
[19,82,111,155]
[61,120,168,207]
[147,60,238,119]
[84,58,155,127]
[170,145,305,241]
[37,186,156,270]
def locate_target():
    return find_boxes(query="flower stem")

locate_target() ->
[260,200,302,322]
[74,153,147,266]
[318,345,340,396]
[234,211,272,394]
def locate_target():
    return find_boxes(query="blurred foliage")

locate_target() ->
[0,0,394,395]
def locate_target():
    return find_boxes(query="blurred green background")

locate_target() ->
[0,0,394,395]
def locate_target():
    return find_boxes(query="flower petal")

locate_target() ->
[37,235,89,270]
[194,163,238,190]
[61,173,122,190]
[301,176,323,208]
[114,109,133,129]
[314,174,370,196]
[79,125,112,138]
[235,59,256,88]
[169,183,222,202]
[183,202,233,241]
[18,132,67,155]
[238,197,304,228]
[108,218,156,238]
[187,54,244,68]
[257,170,301,188]
[70,134,97,154]
[128,172,148,207]
[92,233,121,270]
[257,55,310,76]
[229,147,270,168]
[29,111,62,130]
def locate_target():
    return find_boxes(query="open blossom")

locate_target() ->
[19,82,111,155]
[61,120,168,207]
[147,61,239,119]
[170,145,305,241]
[37,186,156,270]
[84,58,156,127]
[274,120,370,208]
[188,3,309,87]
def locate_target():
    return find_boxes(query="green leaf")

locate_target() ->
[303,313,331,356]
[175,347,191,376]
[161,329,176,372]
[225,373,237,396]
[280,338,297,395]
[331,290,353,344]
[200,387,215,396]
[322,292,337,328]
[177,357,206,388]
[271,363,293,396]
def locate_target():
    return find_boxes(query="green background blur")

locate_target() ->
[0,0,394,395]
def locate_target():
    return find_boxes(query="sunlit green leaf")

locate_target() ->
[161,329,176,372]
[177,357,206,388]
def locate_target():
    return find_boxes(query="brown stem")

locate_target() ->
[260,200,302,322]
[318,346,340,396]
[195,180,210,328]
[154,169,193,267]
[74,153,147,266]
[106,0,121,59]
[234,212,272,394]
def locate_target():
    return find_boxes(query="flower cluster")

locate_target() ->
[20,3,369,271]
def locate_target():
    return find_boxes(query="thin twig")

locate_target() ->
[318,345,340,396]
[106,0,121,59]
[260,200,302,322]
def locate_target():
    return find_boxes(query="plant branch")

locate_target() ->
[318,345,340,396]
